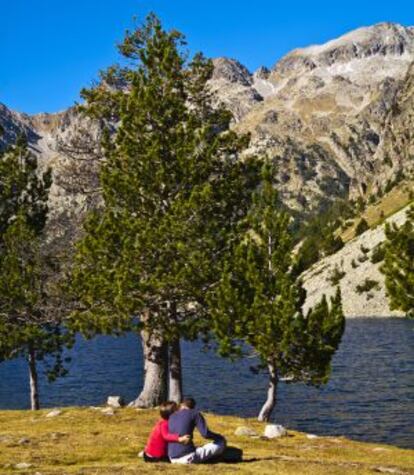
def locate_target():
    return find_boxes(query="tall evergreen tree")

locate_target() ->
[0,139,72,409]
[70,14,258,406]
[209,166,345,421]
[381,206,414,317]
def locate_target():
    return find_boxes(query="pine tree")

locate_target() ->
[70,13,259,406]
[381,206,414,317]
[209,165,345,421]
[0,139,72,410]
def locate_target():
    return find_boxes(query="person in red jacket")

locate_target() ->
[144,401,191,462]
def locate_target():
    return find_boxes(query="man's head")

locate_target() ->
[181,397,196,409]
[159,401,178,420]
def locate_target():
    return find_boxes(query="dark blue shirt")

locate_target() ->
[168,408,222,459]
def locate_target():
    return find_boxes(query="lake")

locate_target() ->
[0,318,413,448]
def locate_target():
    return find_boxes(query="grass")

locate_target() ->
[0,407,413,474]
[340,180,414,242]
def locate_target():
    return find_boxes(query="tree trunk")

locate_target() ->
[258,362,278,422]
[130,327,168,407]
[169,338,183,403]
[28,346,40,411]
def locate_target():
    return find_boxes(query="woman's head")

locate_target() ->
[159,401,178,420]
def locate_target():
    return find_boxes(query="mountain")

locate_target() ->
[0,22,413,315]
[211,23,414,211]
[2,23,414,213]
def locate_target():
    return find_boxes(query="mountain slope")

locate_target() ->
[302,203,411,317]
[220,23,414,211]
[0,22,413,317]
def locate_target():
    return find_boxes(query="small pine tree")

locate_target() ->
[0,139,72,410]
[355,218,369,236]
[210,166,345,421]
[380,206,414,317]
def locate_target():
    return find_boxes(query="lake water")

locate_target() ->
[0,318,413,448]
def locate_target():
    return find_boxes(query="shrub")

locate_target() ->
[327,265,346,286]
[371,244,385,264]
[356,279,380,294]
[355,218,369,236]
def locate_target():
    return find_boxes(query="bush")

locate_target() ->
[371,244,385,264]
[358,254,369,263]
[355,218,369,236]
[356,279,380,294]
[327,265,346,286]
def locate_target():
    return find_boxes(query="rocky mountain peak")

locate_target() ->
[211,57,253,86]
[253,66,271,80]
[0,103,39,149]
[274,23,414,77]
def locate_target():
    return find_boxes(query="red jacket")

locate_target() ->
[145,419,180,458]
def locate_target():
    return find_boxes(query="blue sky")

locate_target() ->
[1,0,413,114]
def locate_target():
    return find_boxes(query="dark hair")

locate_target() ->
[159,401,178,420]
[182,397,196,409]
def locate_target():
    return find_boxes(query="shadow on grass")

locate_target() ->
[211,446,244,464]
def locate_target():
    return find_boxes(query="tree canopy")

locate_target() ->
[381,206,414,317]
[209,166,345,420]
[0,138,72,409]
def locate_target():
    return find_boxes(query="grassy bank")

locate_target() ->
[0,407,412,474]
[340,180,414,242]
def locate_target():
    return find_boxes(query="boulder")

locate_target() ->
[101,407,115,416]
[45,409,62,418]
[18,438,30,445]
[15,463,32,470]
[106,396,125,408]
[263,424,287,439]
[234,426,259,437]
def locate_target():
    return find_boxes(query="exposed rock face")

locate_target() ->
[0,103,39,147]
[302,205,410,317]
[233,23,414,211]
[209,58,263,121]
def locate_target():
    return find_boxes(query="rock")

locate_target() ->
[18,438,30,445]
[101,407,115,416]
[306,434,319,439]
[374,467,404,474]
[15,463,33,469]
[264,424,287,439]
[106,396,124,408]
[234,426,259,437]
[50,432,66,441]
[45,409,62,418]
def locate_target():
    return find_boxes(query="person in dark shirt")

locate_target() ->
[144,401,191,463]
[168,397,226,464]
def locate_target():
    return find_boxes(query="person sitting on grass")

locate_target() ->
[168,397,227,464]
[144,401,191,463]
